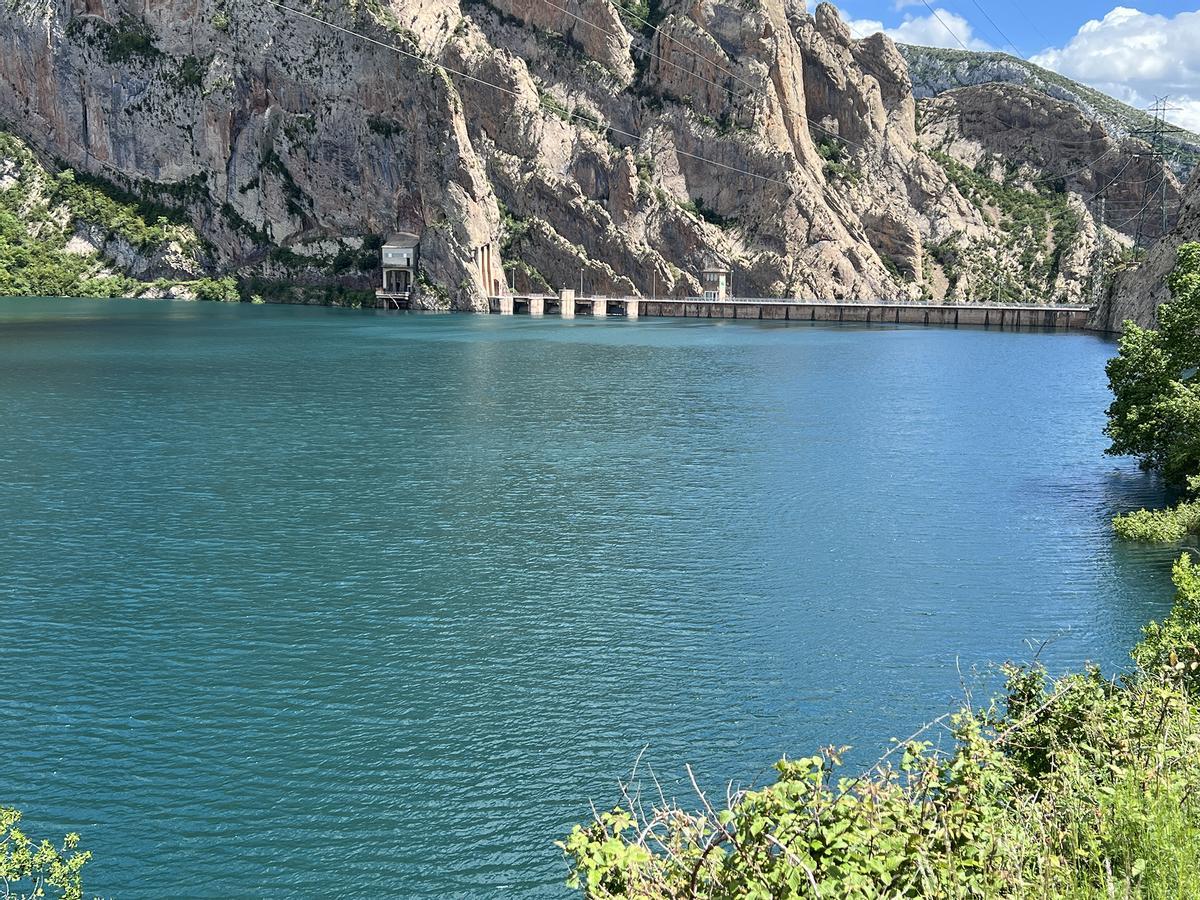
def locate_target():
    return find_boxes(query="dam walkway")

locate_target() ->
[480,292,1094,330]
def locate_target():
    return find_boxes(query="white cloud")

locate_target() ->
[845,9,993,51]
[1171,100,1200,134]
[1031,7,1200,132]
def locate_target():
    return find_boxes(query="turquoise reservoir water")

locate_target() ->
[0,298,1185,896]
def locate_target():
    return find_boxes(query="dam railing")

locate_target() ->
[479,293,1094,330]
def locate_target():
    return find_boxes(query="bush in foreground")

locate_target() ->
[561,554,1200,898]
[0,807,91,899]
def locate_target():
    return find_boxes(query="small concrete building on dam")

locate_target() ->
[377,231,505,308]
[701,258,731,302]
[378,232,419,307]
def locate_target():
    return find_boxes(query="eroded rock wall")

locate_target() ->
[0,0,1177,309]
[1093,171,1200,332]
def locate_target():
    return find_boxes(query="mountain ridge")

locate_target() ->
[900,43,1200,179]
[0,0,1184,314]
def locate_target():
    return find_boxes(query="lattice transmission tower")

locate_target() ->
[1129,97,1185,247]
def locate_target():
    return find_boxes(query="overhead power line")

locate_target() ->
[908,17,1113,153]
[1025,145,1119,185]
[1109,191,1161,231]
[907,2,1117,154]
[598,0,765,102]
[552,0,1115,176]
[261,0,798,186]
[1003,0,1054,50]
[1101,200,1182,207]
[1081,155,1133,204]
[917,1,971,52]
[1129,96,1186,245]
[535,0,868,151]
[967,0,1023,57]
[1092,193,1108,306]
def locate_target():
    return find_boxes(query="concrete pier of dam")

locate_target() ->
[373,238,1093,330]
[475,293,1094,330]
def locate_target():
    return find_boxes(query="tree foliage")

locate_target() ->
[0,131,175,298]
[562,555,1200,898]
[0,807,91,900]
[1106,243,1200,489]
[1113,493,1200,542]
[0,204,139,298]
[192,276,240,302]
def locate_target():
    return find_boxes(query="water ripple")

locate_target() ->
[0,299,1182,897]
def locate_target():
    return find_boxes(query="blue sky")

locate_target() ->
[831,2,1200,130]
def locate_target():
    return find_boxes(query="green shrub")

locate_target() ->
[366,115,402,138]
[816,137,860,183]
[1114,500,1200,542]
[498,200,533,258]
[74,275,142,298]
[678,197,731,229]
[237,277,372,308]
[613,0,649,22]
[503,259,552,293]
[192,276,240,302]
[101,16,162,65]
[1133,553,1200,684]
[573,106,609,138]
[562,556,1200,897]
[177,55,206,89]
[0,806,92,900]
[537,89,571,123]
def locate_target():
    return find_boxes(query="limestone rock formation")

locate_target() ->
[1091,171,1200,332]
[920,83,1181,242]
[0,0,1184,310]
[902,44,1200,180]
[916,82,1183,305]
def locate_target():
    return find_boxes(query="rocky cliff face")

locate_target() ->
[1091,170,1200,332]
[915,82,1186,305]
[0,0,1179,310]
[901,45,1200,180]
[1,0,503,307]
[919,83,1182,242]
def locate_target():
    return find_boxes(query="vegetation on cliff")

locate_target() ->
[0,129,204,298]
[929,150,1081,301]
[0,201,138,299]
[0,128,379,306]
